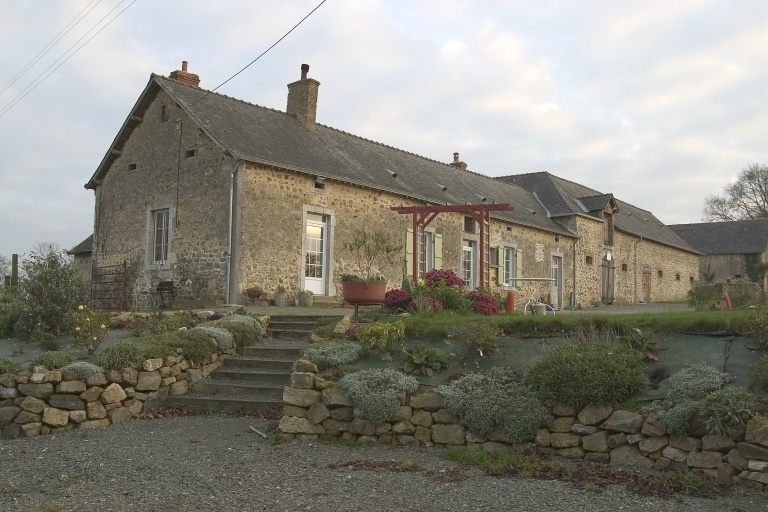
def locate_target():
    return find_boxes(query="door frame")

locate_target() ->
[300,206,336,296]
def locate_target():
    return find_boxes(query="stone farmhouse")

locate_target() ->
[84,62,697,309]
[671,219,768,294]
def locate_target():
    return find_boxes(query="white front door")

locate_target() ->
[304,213,327,295]
[551,255,562,309]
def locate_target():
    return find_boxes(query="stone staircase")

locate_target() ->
[165,314,342,412]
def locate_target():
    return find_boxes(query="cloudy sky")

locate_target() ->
[1,0,767,261]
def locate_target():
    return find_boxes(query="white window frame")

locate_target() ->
[503,245,517,288]
[145,205,175,270]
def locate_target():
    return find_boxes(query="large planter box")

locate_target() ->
[342,281,386,303]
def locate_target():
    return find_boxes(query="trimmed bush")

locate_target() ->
[174,330,217,363]
[437,367,550,442]
[28,350,74,371]
[527,341,647,409]
[304,342,362,369]
[95,340,145,370]
[190,325,235,351]
[137,333,178,360]
[339,368,419,425]
[746,355,768,391]
[59,361,103,379]
[148,313,190,334]
[207,321,256,347]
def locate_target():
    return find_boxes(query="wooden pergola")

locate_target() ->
[391,202,513,287]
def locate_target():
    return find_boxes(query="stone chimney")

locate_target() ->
[169,61,200,88]
[449,152,468,170]
[286,64,320,130]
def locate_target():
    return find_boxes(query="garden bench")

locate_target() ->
[150,280,175,308]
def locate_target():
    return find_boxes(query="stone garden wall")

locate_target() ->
[280,359,768,490]
[0,349,231,440]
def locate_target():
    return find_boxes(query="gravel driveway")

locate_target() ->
[0,415,765,512]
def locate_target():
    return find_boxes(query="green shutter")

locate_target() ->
[405,228,414,277]
[516,249,523,283]
[434,233,443,270]
[497,246,505,285]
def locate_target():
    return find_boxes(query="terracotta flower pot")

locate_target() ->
[342,281,386,303]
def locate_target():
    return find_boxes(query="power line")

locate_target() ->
[0,0,103,98]
[0,0,136,119]
[189,0,328,107]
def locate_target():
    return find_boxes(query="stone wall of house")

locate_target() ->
[572,217,698,306]
[487,222,574,311]
[0,350,228,440]
[700,254,753,285]
[280,360,768,490]
[93,89,232,308]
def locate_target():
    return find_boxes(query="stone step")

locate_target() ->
[190,379,285,397]
[223,356,297,371]
[237,345,306,358]
[165,393,282,412]
[213,368,292,384]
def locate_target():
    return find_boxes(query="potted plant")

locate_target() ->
[341,229,402,303]
[273,284,287,307]
[299,289,314,307]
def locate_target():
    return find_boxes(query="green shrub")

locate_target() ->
[402,345,447,376]
[190,325,235,351]
[424,281,471,312]
[744,308,768,351]
[304,342,362,369]
[699,386,767,437]
[95,341,145,370]
[206,321,255,348]
[355,320,406,355]
[437,367,550,442]
[174,330,217,363]
[746,355,768,391]
[339,368,419,425]
[648,363,729,436]
[527,341,647,409]
[13,245,88,338]
[138,334,177,360]
[0,298,21,338]
[59,361,104,379]
[446,322,502,356]
[0,357,20,374]
[28,350,74,371]
[688,283,718,311]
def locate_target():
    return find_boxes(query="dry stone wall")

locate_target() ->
[280,360,768,490]
[0,349,230,440]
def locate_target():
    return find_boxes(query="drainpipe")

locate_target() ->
[572,237,578,307]
[225,156,242,305]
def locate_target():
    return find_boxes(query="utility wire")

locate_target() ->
[189,0,328,107]
[0,0,136,119]
[0,0,103,98]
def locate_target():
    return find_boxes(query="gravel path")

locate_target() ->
[0,415,766,512]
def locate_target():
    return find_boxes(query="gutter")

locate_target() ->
[224,155,242,305]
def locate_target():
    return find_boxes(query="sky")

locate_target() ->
[1,0,767,260]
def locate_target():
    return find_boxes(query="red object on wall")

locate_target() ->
[723,292,732,310]
[506,290,515,313]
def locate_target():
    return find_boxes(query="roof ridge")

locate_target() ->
[156,74,462,170]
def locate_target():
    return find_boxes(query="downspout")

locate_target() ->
[633,236,642,303]
[572,237,577,307]
[225,156,242,305]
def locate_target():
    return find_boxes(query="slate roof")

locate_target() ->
[67,234,93,255]
[87,75,574,237]
[670,219,768,255]
[498,172,697,253]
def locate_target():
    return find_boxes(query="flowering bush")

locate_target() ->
[344,326,358,339]
[424,269,465,288]
[470,291,500,315]
[73,305,110,354]
[384,289,412,311]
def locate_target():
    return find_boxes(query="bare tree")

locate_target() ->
[703,163,768,221]
[0,254,9,284]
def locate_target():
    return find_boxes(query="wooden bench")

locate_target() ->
[150,280,175,308]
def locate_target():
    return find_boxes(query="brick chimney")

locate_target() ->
[449,152,468,170]
[169,61,200,88]
[286,64,320,130]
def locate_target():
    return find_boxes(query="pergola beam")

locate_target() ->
[391,202,513,286]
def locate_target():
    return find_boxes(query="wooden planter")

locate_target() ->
[342,281,386,303]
